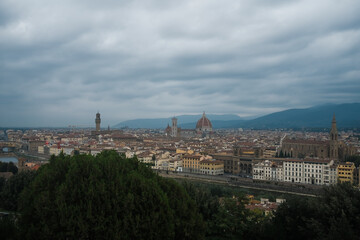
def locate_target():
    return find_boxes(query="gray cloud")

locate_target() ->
[1,0,360,127]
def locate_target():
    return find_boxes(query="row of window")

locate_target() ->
[284,167,322,173]
[284,177,322,184]
[284,163,325,168]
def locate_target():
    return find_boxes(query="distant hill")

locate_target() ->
[213,103,360,129]
[113,103,360,129]
[241,103,360,129]
[113,114,242,129]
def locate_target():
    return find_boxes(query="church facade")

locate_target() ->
[280,115,355,161]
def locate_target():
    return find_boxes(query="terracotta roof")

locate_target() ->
[283,138,328,145]
[284,158,332,164]
[31,164,41,171]
[183,155,202,159]
[200,160,223,165]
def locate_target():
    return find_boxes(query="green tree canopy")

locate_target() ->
[0,170,36,211]
[0,161,18,174]
[266,183,360,240]
[345,155,360,167]
[18,151,204,240]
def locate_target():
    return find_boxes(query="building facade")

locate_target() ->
[168,159,183,172]
[253,160,283,181]
[337,162,356,184]
[28,140,46,153]
[200,160,224,175]
[183,155,202,173]
[283,159,335,185]
[280,115,354,160]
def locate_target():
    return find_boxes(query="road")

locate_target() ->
[157,171,319,197]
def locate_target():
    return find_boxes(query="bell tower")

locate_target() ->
[329,114,338,159]
[95,112,101,131]
[171,117,178,137]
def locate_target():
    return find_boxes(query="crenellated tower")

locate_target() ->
[95,112,101,131]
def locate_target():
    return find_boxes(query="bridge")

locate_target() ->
[0,142,20,152]
[0,152,17,158]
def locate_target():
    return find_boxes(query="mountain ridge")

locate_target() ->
[113,114,242,129]
[113,103,360,129]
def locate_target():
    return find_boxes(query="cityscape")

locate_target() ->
[1,111,359,187]
[1,0,360,239]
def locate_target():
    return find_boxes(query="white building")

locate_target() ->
[325,165,338,185]
[62,147,74,155]
[169,159,183,171]
[137,152,154,164]
[48,145,74,156]
[90,149,102,156]
[253,160,283,181]
[283,159,335,185]
[49,146,62,156]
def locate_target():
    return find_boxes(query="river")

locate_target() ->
[0,157,18,164]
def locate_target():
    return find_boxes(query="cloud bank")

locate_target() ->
[0,0,360,127]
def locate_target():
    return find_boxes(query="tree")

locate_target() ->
[0,170,36,211]
[345,155,360,167]
[0,161,18,174]
[0,214,18,240]
[297,153,305,159]
[268,196,319,240]
[182,182,219,237]
[182,182,268,240]
[208,194,267,240]
[18,151,204,240]
[279,150,284,158]
[267,183,360,240]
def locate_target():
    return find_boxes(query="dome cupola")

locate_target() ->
[196,112,212,132]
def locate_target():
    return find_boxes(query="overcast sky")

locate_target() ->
[1,0,360,127]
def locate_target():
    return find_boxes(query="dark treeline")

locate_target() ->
[345,155,360,167]
[0,151,360,239]
[0,161,18,175]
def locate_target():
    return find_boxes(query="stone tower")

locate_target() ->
[233,140,239,156]
[171,117,178,137]
[17,157,26,172]
[95,112,101,131]
[329,114,338,159]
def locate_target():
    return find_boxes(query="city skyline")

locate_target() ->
[1,0,360,127]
